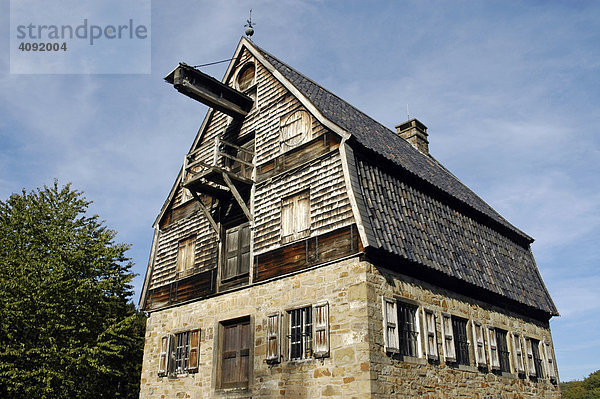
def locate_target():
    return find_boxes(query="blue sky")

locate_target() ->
[1,0,598,382]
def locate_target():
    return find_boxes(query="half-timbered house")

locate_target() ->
[138,37,561,398]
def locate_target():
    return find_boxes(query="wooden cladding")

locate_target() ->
[256,132,340,182]
[254,224,360,282]
[145,269,216,311]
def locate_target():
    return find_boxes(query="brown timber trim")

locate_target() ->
[254,224,361,282]
[256,132,341,182]
[144,268,217,311]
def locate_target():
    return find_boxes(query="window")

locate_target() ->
[525,337,544,378]
[452,317,469,365]
[423,309,438,360]
[441,313,456,362]
[382,298,420,358]
[472,321,487,367]
[158,329,200,376]
[176,236,196,276]
[220,318,251,389]
[222,223,250,280]
[280,110,312,149]
[496,329,511,373]
[281,191,310,244]
[289,307,312,360]
[512,333,525,374]
[397,303,419,357]
[236,62,255,91]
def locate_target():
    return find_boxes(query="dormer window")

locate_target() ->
[280,110,312,150]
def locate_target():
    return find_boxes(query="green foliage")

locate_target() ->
[562,370,600,399]
[0,182,146,398]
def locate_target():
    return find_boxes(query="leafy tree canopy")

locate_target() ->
[562,370,600,399]
[0,182,145,398]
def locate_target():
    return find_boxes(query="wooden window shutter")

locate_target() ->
[281,198,294,240]
[188,329,200,373]
[544,340,556,379]
[177,237,195,275]
[313,302,329,358]
[487,327,500,369]
[239,224,250,275]
[472,322,487,366]
[281,110,312,149]
[158,334,174,376]
[423,309,438,360]
[224,225,240,280]
[512,333,525,373]
[221,320,251,388]
[441,314,456,362]
[296,191,310,237]
[266,313,280,363]
[382,297,399,353]
[525,338,536,377]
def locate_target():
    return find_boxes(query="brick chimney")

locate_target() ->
[396,118,429,155]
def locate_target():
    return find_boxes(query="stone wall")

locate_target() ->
[365,263,561,398]
[139,258,561,398]
[139,257,372,399]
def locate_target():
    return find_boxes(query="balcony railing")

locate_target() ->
[183,136,255,192]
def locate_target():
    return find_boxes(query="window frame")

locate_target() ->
[158,328,200,377]
[451,316,470,366]
[280,190,311,244]
[288,305,313,361]
[495,328,511,373]
[176,235,196,277]
[280,109,312,151]
[221,222,251,282]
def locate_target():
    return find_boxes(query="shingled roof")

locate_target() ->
[249,40,557,317]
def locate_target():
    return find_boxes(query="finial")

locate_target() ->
[244,9,255,37]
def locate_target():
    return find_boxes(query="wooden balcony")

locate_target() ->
[183,137,255,222]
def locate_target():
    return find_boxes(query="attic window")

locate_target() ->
[236,62,255,92]
[280,110,312,150]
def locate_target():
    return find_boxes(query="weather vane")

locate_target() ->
[245,9,255,37]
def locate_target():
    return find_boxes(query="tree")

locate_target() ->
[0,182,146,398]
[562,370,600,399]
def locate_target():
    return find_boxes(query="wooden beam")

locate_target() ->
[191,192,220,234]
[222,173,253,222]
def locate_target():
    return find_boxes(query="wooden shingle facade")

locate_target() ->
[138,37,560,398]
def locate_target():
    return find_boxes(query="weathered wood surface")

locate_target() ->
[254,224,360,282]
[145,268,216,310]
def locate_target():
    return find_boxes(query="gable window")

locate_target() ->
[222,223,250,281]
[423,309,438,360]
[496,329,511,373]
[512,333,525,374]
[281,191,310,244]
[219,318,251,389]
[472,321,487,367]
[158,329,200,376]
[176,236,196,276]
[289,306,312,360]
[452,317,470,365]
[280,110,312,150]
[236,62,255,92]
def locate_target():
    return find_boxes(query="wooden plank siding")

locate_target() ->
[150,207,218,290]
[145,47,357,311]
[254,225,361,282]
[253,150,354,255]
